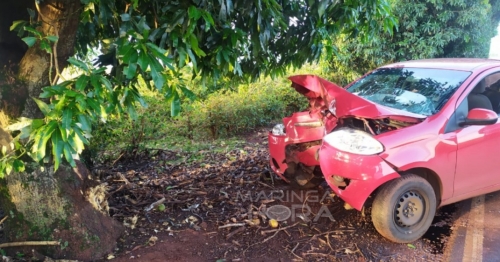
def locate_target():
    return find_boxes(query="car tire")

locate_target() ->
[371,174,436,243]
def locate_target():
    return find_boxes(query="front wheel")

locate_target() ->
[371,174,436,243]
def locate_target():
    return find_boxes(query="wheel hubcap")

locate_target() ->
[395,191,424,227]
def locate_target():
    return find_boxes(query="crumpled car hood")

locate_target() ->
[289,75,425,122]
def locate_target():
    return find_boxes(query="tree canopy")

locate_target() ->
[329,0,500,84]
[0,1,396,258]
[0,0,396,175]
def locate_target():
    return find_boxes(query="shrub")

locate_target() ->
[90,63,329,162]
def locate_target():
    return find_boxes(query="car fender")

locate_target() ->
[378,138,456,201]
[348,169,401,210]
[319,146,402,210]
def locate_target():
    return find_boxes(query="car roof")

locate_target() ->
[381,58,500,71]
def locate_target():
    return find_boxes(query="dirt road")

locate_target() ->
[103,132,455,261]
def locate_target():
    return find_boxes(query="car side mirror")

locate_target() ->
[460,108,498,126]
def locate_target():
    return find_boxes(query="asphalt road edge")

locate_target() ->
[442,199,471,262]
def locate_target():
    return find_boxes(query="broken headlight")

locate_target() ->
[323,128,383,155]
[272,124,286,136]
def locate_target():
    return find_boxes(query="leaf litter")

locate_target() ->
[90,130,451,261]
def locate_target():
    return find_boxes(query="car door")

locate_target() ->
[453,69,500,197]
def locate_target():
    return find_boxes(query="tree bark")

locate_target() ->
[18,0,82,119]
[1,160,124,260]
[0,0,124,260]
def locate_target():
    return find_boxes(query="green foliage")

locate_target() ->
[0,137,26,177]
[79,0,396,82]
[175,64,326,140]
[3,0,397,175]
[4,61,147,171]
[328,0,500,85]
[75,0,397,119]
[10,20,58,53]
[89,64,331,163]
[493,0,500,21]
[0,117,34,177]
[181,78,302,139]
[94,76,305,156]
[60,240,69,251]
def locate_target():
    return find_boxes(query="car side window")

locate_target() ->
[483,72,500,113]
[467,79,493,112]
[444,97,468,133]
[444,71,500,133]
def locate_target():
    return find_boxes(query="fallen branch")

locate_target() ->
[218,223,246,229]
[262,230,280,243]
[354,243,366,259]
[109,184,125,195]
[115,172,131,184]
[0,216,7,225]
[291,242,300,253]
[126,245,143,254]
[112,152,125,166]
[144,197,166,212]
[260,222,300,243]
[309,229,355,239]
[325,234,334,252]
[226,226,246,240]
[0,241,59,248]
[257,181,274,189]
[261,222,299,234]
[303,252,336,259]
[287,243,304,261]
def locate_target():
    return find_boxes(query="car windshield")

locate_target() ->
[346,68,471,116]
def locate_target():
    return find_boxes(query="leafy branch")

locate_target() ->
[10,20,61,85]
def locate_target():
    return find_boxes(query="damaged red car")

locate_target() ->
[269,58,500,243]
[268,75,340,188]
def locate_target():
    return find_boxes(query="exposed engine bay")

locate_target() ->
[335,116,418,135]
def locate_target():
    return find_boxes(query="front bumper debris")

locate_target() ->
[319,143,400,210]
[268,110,328,181]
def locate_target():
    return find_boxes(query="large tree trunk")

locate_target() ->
[0,0,124,260]
[18,0,81,118]
[1,160,124,260]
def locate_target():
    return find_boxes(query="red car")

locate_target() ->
[270,58,500,243]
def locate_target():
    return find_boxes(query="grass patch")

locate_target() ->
[89,64,329,165]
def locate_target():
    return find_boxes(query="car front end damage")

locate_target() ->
[268,75,339,187]
[318,136,400,210]
[268,74,422,189]
[268,111,335,187]
[318,115,420,210]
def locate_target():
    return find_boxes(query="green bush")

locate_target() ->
[174,74,308,139]
[89,63,330,162]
